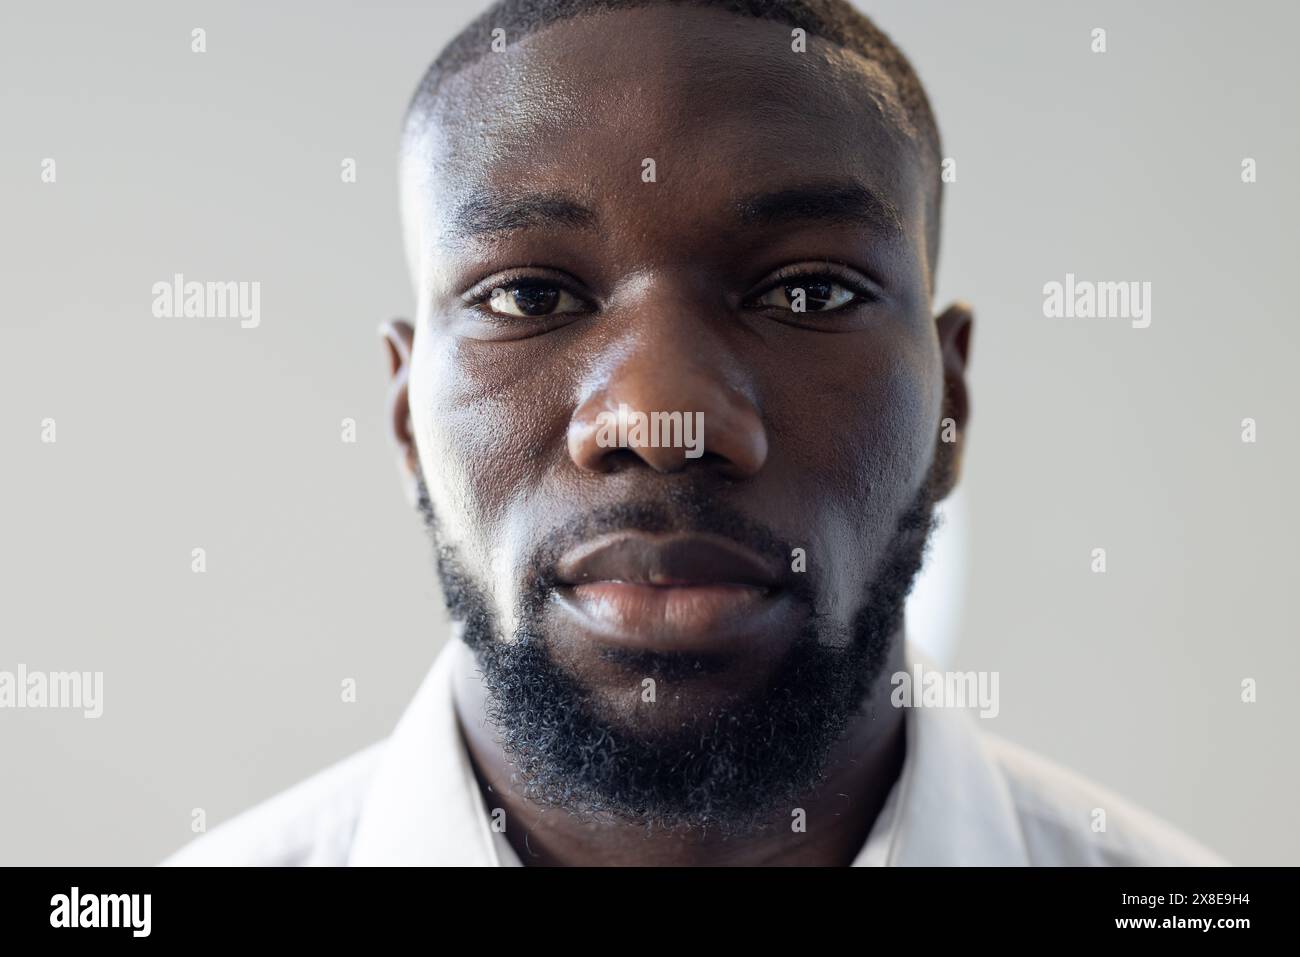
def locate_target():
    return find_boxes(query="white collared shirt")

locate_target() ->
[164,640,1226,866]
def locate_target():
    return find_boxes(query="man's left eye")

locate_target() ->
[750,277,860,313]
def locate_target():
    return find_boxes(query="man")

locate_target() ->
[167,0,1223,866]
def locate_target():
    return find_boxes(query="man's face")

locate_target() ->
[392,7,970,826]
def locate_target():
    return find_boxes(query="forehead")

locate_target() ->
[403,6,927,257]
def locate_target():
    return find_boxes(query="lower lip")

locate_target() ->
[554,582,793,652]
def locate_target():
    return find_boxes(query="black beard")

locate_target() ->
[417,456,947,835]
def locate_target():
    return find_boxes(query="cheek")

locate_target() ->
[858,337,944,497]
[774,332,941,609]
[789,331,941,508]
[408,330,569,565]
[409,337,512,557]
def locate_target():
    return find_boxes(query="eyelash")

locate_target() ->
[461,264,880,318]
[463,271,593,319]
[744,265,880,312]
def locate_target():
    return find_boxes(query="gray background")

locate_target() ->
[1,0,1295,865]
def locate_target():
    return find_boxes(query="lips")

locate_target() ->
[552,532,799,655]
[556,533,780,590]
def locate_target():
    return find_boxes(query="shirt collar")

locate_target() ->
[876,651,1030,865]
[349,639,1028,866]
[349,640,503,865]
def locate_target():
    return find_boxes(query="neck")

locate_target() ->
[451,634,908,867]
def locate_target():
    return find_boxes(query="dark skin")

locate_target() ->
[384,7,973,866]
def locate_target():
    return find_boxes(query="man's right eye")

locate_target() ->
[484,281,586,318]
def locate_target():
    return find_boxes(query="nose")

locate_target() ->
[567,320,768,478]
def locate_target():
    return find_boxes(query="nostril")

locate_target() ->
[598,447,648,473]
[567,379,768,477]
[702,449,762,481]
[691,450,731,469]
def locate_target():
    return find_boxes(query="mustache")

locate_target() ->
[414,472,821,628]
[417,445,949,612]
[521,493,816,603]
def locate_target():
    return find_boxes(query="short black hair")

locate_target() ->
[405,0,945,277]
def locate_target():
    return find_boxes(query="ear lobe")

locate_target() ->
[936,301,973,424]
[934,302,974,499]
[379,318,418,497]
[382,319,410,377]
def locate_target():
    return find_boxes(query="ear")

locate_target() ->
[380,318,419,503]
[933,301,974,501]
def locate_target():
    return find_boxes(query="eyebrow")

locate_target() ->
[735,182,904,236]
[444,180,903,241]
[449,191,599,238]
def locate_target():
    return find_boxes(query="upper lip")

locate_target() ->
[555,532,781,589]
